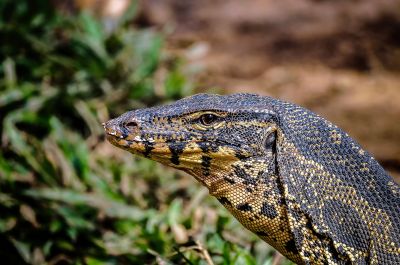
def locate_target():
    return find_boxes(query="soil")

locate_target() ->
[138,0,400,181]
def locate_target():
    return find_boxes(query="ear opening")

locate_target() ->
[264,130,277,152]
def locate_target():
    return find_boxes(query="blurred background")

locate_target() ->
[0,0,399,264]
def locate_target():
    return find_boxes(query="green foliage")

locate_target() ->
[0,0,291,264]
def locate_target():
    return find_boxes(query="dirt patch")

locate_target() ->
[141,0,400,70]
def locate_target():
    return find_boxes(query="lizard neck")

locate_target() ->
[188,158,304,264]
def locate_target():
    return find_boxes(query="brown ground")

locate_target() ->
[138,0,400,181]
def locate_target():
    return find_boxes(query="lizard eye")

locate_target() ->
[200,113,218,126]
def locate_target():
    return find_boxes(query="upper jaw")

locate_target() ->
[103,118,161,156]
[103,119,134,150]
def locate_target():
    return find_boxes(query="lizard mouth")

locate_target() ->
[103,119,229,171]
[102,119,200,161]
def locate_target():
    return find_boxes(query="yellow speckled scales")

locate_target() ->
[104,93,400,264]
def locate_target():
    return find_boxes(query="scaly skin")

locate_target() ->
[104,93,400,264]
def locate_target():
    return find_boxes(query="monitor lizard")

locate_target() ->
[103,93,400,264]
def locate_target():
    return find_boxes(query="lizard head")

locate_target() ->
[103,93,279,188]
[104,93,400,264]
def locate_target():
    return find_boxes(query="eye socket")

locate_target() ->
[199,113,218,126]
[125,121,138,129]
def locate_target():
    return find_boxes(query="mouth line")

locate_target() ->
[104,124,187,144]
[105,131,125,139]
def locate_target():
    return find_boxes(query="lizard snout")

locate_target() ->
[103,118,126,139]
[103,113,142,140]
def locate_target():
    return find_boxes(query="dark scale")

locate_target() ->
[168,142,186,165]
[236,203,252,212]
[217,197,232,207]
[285,238,299,254]
[143,142,154,157]
[201,155,212,176]
[233,165,257,186]
[256,231,268,237]
[260,201,278,219]
[223,176,236,184]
